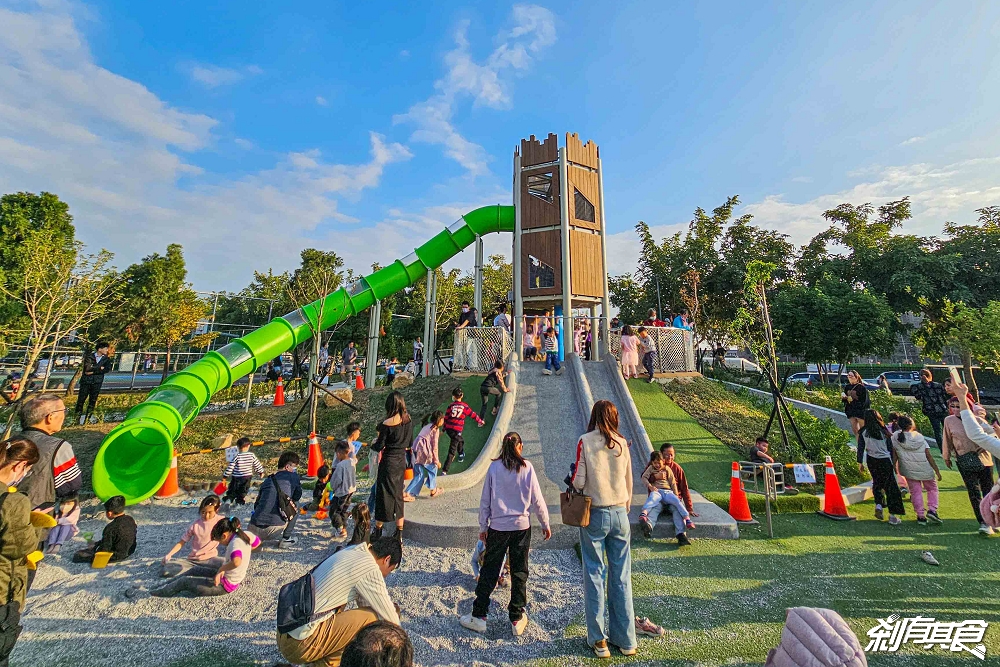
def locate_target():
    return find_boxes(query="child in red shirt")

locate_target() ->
[441,388,484,473]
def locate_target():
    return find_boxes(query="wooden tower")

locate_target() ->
[512,133,611,360]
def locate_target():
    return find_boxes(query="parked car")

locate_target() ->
[870,371,921,393]
[786,372,879,391]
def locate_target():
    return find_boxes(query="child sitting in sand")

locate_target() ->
[45,496,80,554]
[151,517,260,598]
[72,495,137,564]
[160,494,223,577]
[307,465,332,512]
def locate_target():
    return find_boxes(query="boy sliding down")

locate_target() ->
[638,451,694,546]
[441,388,485,474]
[541,327,563,376]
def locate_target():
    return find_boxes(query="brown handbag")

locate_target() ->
[560,488,591,527]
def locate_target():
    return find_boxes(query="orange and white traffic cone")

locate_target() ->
[817,456,856,521]
[156,450,180,498]
[306,432,323,478]
[728,461,754,523]
[274,377,285,406]
[355,368,365,390]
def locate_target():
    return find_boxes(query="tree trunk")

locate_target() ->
[65,365,83,397]
[161,345,171,384]
[962,349,980,404]
[14,344,46,401]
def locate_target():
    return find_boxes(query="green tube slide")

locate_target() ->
[93,205,515,504]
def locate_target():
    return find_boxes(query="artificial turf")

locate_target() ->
[435,374,500,474]
[626,378,735,493]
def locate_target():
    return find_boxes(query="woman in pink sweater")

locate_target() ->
[459,432,551,637]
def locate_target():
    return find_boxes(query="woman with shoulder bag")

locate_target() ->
[570,400,637,658]
[942,397,996,535]
[0,437,41,667]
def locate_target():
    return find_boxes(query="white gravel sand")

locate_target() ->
[17,493,585,667]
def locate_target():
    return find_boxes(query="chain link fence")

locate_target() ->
[452,326,513,372]
[609,326,696,373]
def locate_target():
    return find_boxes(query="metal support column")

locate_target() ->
[558,146,573,347]
[427,271,439,376]
[590,304,600,362]
[473,235,484,317]
[513,152,523,361]
[422,269,433,377]
[365,300,382,389]
[597,157,612,355]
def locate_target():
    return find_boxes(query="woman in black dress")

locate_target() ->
[842,370,870,435]
[371,391,413,538]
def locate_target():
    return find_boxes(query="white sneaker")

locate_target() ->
[459,613,487,634]
[512,614,528,636]
[979,523,995,536]
[281,537,297,546]
[555,367,564,375]
[888,515,902,526]
[542,369,552,375]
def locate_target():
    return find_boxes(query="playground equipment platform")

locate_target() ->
[405,355,738,548]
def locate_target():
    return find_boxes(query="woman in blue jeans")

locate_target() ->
[570,400,637,658]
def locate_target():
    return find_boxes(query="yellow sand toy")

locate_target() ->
[26,551,44,570]
[91,552,114,569]
[30,511,58,529]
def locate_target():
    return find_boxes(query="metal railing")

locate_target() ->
[452,326,513,372]
[609,326,697,373]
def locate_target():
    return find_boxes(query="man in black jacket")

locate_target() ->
[250,451,303,546]
[76,341,112,424]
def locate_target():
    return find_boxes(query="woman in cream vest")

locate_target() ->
[570,400,637,658]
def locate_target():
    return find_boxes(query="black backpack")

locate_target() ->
[269,475,297,523]
[276,544,348,634]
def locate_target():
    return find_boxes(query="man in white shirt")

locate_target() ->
[277,536,402,666]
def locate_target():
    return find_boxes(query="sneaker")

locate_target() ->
[459,613,487,634]
[921,551,940,566]
[635,616,665,637]
[639,516,652,539]
[927,510,942,524]
[439,470,448,476]
[555,367,564,375]
[677,533,692,547]
[512,614,528,636]
[916,517,927,526]
[979,523,994,536]
[592,640,611,659]
[888,515,902,526]
[685,518,696,530]
[281,537,297,546]
[874,506,884,521]
[458,453,465,462]
[542,369,552,376]
[619,646,637,656]
[646,378,654,384]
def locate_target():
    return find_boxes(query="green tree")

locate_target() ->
[0,192,77,329]
[0,230,119,399]
[118,244,210,381]
[773,278,899,378]
[914,300,1000,403]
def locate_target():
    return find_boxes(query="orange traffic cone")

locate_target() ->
[156,450,180,498]
[306,432,323,478]
[817,456,857,521]
[355,368,365,391]
[274,377,285,406]
[728,461,754,523]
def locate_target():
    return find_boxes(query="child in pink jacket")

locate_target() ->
[404,411,444,500]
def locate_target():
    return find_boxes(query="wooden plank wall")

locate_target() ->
[566,132,598,168]
[521,229,562,297]
[520,134,558,167]
[570,230,603,297]
[521,166,561,230]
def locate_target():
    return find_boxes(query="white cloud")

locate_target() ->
[315,95,328,106]
[900,135,925,146]
[399,49,410,58]
[234,137,254,149]
[0,3,411,289]
[605,157,1000,277]
[393,4,556,176]
[186,62,261,88]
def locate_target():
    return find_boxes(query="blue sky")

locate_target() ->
[1,0,999,290]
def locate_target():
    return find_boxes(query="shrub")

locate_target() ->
[782,384,933,438]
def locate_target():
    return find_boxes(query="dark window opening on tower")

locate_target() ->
[575,188,596,222]
[528,254,555,289]
[527,173,554,202]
